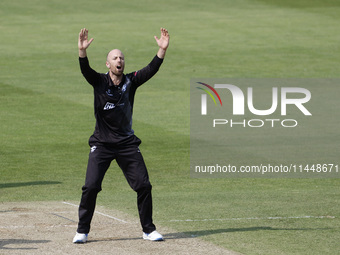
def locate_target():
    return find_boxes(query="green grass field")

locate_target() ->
[1,0,339,254]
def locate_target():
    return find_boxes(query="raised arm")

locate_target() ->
[78,28,94,58]
[154,28,170,59]
[78,28,100,86]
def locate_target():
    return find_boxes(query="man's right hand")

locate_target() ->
[78,28,94,57]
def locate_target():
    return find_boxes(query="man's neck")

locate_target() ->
[109,71,123,86]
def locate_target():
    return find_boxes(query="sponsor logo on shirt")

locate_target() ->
[104,102,115,110]
[103,102,125,110]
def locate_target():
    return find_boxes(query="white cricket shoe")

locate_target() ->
[143,230,164,241]
[73,232,88,243]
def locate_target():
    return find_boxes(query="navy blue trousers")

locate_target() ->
[76,143,156,234]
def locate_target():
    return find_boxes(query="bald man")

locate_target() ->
[73,28,169,243]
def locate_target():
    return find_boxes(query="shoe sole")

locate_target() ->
[73,240,87,244]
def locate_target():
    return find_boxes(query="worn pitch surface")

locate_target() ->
[0,201,240,255]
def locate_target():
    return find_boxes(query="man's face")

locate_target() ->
[106,49,125,76]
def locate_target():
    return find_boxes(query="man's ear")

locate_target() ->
[106,61,110,69]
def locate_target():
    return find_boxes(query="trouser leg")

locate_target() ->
[116,145,156,234]
[77,145,113,234]
[136,184,155,233]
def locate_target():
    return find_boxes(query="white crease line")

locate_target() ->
[167,216,335,222]
[62,202,128,223]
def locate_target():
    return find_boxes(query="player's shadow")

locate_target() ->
[0,239,50,250]
[0,181,61,189]
[88,226,332,243]
[163,226,333,239]
[85,225,336,243]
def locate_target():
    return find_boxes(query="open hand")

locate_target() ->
[78,28,94,50]
[154,28,170,51]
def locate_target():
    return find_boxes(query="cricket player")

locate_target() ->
[73,27,170,243]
